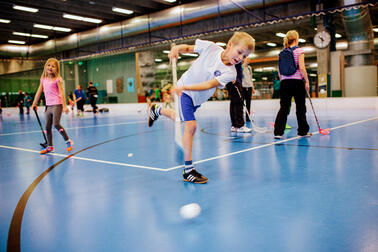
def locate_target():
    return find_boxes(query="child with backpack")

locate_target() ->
[274,30,310,139]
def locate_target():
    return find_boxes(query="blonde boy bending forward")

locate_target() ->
[148,32,255,184]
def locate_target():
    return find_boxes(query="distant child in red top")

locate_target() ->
[32,58,73,154]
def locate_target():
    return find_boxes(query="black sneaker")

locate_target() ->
[148,104,159,127]
[183,169,208,184]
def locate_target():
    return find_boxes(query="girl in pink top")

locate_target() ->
[274,30,310,138]
[32,58,73,154]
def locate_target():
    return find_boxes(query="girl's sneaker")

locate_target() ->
[66,139,73,152]
[40,146,54,154]
[236,125,252,133]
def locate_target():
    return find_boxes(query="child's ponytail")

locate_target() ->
[283,30,299,48]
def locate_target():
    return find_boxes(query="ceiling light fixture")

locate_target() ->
[13,31,48,39]
[275,32,285,38]
[163,0,176,2]
[13,5,39,13]
[266,42,276,47]
[63,13,102,24]
[8,40,26,44]
[298,38,306,43]
[182,53,198,57]
[34,24,71,32]
[112,7,133,15]
[335,33,342,38]
[0,18,11,23]
[53,27,71,32]
[34,24,53,29]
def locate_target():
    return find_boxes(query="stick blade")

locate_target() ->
[319,128,330,135]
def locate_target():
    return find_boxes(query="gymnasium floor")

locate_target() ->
[0,100,377,252]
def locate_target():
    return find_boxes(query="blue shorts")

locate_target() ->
[179,93,200,121]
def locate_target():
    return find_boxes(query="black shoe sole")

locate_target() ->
[148,119,154,127]
[183,178,208,184]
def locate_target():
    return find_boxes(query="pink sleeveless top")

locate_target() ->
[280,47,305,80]
[42,77,62,106]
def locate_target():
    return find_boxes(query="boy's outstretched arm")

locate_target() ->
[172,79,220,96]
[168,44,195,61]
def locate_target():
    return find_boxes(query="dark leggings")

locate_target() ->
[76,99,85,112]
[242,87,252,121]
[274,79,309,136]
[90,96,97,112]
[45,105,69,146]
[226,82,245,128]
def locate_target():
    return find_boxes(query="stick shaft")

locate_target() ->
[172,58,180,122]
[34,109,48,142]
[305,90,322,131]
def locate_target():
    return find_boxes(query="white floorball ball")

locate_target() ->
[128,153,133,157]
[180,203,201,219]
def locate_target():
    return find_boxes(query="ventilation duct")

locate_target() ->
[342,0,374,66]
[341,0,376,97]
[0,0,292,57]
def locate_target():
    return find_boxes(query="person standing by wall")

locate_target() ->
[272,75,280,99]
[17,90,24,114]
[87,81,98,113]
[74,85,86,117]
[242,60,255,122]
[24,92,32,114]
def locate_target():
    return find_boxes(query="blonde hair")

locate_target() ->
[41,58,61,79]
[284,30,299,48]
[228,31,255,52]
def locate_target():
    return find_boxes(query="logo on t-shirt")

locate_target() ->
[214,70,221,77]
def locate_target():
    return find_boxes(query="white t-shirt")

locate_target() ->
[178,39,237,106]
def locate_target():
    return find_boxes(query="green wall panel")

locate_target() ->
[86,53,137,103]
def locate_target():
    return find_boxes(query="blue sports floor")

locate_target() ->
[0,102,377,252]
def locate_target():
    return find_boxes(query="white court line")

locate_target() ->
[0,116,377,171]
[0,120,145,136]
[165,116,378,171]
[0,145,165,171]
